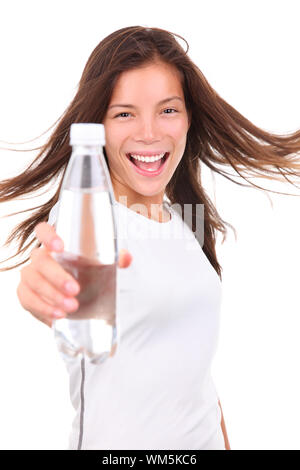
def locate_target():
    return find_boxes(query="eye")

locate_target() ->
[114,112,131,118]
[163,108,178,114]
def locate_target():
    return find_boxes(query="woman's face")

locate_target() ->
[102,61,190,205]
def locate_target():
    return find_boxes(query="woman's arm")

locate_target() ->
[218,400,231,450]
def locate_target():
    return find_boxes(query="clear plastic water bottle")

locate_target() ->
[52,123,118,365]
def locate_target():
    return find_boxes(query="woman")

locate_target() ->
[1,26,299,450]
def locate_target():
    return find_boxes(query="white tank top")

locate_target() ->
[48,197,225,450]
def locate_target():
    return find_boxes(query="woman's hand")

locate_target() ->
[17,222,132,328]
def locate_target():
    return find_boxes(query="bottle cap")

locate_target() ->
[70,123,105,146]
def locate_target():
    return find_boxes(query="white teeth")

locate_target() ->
[129,152,165,162]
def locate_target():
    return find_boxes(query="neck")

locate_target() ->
[118,194,168,221]
[114,190,170,223]
[110,177,170,222]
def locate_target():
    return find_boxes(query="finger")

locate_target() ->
[17,282,66,327]
[34,222,64,252]
[118,249,132,268]
[30,249,81,297]
[21,265,79,313]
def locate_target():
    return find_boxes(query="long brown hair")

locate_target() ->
[1,25,300,279]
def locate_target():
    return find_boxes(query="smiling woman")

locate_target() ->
[0,26,299,451]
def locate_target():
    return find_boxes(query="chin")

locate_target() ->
[133,186,166,199]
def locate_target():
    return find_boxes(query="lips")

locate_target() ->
[126,151,168,157]
[125,152,170,177]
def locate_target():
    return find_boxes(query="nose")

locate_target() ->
[133,116,161,144]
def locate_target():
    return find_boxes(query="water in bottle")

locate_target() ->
[52,123,119,365]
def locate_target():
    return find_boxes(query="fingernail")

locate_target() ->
[64,280,80,295]
[52,239,63,251]
[53,309,65,318]
[63,298,77,311]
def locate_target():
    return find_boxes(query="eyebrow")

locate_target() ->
[108,96,184,110]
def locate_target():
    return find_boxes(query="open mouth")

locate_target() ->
[125,152,170,176]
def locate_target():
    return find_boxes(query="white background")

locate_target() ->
[0,0,299,450]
